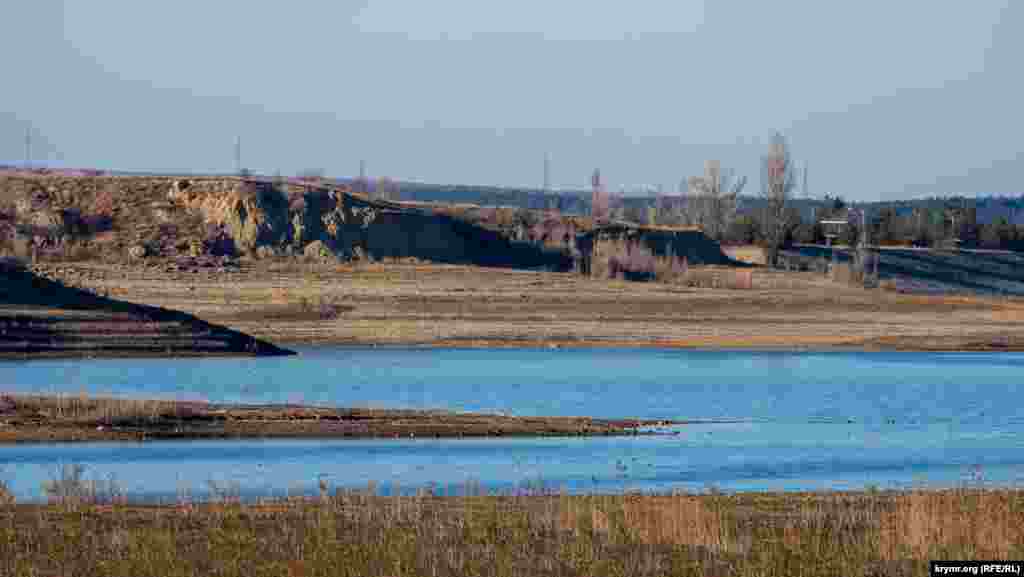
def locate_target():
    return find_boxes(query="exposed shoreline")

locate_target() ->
[19,260,1024,357]
[2,336,1021,359]
[267,335,1024,352]
[0,394,677,443]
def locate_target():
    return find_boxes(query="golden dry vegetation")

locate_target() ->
[0,484,1020,576]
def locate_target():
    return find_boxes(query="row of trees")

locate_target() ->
[620,133,795,265]
[616,134,1024,260]
[712,195,1024,252]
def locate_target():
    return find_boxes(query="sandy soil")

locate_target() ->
[26,259,1024,352]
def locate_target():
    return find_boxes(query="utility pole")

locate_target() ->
[859,205,878,286]
[359,159,367,195]
[861,205,868,248]
[24,128,31,170]
[802,161,809,199]
[543,153,551,195]
[234,136,242,175]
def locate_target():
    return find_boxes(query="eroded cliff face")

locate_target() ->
[168,178,290,253]
[0,173,571,270]
[0,174,385,262]
[0,174,209,260]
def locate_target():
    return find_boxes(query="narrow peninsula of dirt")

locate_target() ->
[0,394,675,443]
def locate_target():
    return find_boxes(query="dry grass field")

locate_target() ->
[27,259,1024,352]
[0,482,1020,576]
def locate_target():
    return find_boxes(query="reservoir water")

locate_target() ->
[2,347,1023,501]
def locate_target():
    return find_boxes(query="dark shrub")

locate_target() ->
[203,223,237,257]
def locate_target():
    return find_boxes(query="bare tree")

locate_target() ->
[680,160,746,240]
[591,169,609,224]
[760,133,799,266]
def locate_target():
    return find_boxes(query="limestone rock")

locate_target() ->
[170,181,289,254]
[128,244,148,260]
[168,179,193,202]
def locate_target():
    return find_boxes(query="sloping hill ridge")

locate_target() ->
[0,173,574,270]
[0,172,737,271]
[793,246,1024,296]
[0,258,293,357]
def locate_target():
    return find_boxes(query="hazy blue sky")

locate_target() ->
[2,1,1021,200]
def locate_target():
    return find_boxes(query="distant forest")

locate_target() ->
[396,181,1024,251]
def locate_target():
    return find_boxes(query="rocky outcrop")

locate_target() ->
[127,244,147,260]
[0,173,574,270]
[166,178,379,259]
[168,179,289,253]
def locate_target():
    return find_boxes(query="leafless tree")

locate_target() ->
[760,133,799,266]
[591,169,609,224]
[677,161,746,240]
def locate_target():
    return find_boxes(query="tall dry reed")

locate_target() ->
[1,481,1020,576]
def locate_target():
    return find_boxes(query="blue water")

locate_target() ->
[2,348,1023,501]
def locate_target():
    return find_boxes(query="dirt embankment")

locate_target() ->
[0,394,673,443]
[0,173,572,270]
[0,258,293,358]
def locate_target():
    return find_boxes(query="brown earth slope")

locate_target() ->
[0,258,293,358]
[0,172,574,270]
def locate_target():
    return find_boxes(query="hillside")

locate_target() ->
[0,172,576,270]
[790,246,1024,296]
[0,171,738,272]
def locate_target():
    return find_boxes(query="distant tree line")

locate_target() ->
[380,141,1024,253]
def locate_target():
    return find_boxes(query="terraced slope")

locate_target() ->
[793,246,1024,296]
[0,258,293,358]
